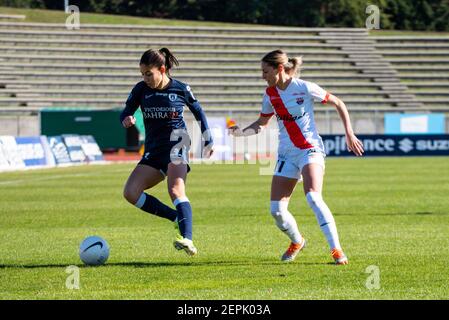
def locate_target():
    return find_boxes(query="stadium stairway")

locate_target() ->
[0,21,447,111]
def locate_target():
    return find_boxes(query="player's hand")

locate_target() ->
[122,115,136,128]
[346,133,364,156]
[202,142,214,159]
[228,125,243,136]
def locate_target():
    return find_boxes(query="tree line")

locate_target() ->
[2,0,448,31]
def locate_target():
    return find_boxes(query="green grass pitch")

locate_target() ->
[0,157,448,299]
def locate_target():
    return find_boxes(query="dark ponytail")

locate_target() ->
[158,47,179,71]
[139,47,179,74]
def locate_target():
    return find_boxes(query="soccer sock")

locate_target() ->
[306,192,342,250]
[135,193,177,222]
[270,201,303,244]
[174,197,193,240]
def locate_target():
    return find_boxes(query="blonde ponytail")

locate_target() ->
[285,56,302,77]
[261,50,303,77]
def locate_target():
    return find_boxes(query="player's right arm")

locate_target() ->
[120,83,142,128]
[228,114,272,137]
[229,93,273,137]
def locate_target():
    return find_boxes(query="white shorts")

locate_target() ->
[273,148,325,181]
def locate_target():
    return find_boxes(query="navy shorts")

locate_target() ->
[138,145,190,177]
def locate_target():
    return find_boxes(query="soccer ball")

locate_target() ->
[79,236,110,266]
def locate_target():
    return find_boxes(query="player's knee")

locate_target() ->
[123,186,139,205]
[306,191,334,224]
[270,201,288,214]
[306,191,322,207]
[168,186,184,200]
[270,201,292,230]
[270,200,289,216]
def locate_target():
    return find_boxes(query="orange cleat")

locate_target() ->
[281,238,306,262]
[331,248,348,265]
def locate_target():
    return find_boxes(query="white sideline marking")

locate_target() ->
[0,173,91,185]
[0,168,130,186]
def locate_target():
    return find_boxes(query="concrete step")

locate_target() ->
[0,53,355,64]
[319,32,369,36]
[0,29,371,42]
[0,79,414,89]
[380,51,449,56]
[375,43,449,49]
[348,55,383,59]
[373,77,402,81]
[0,71,381,81]
[387,94,417,99]
[386,58,449,64]
[0,22,367,34]
[371,36,449,42]
[395,66,449,71]
[395,102,425,107]
[0,14,26,20]
[360,69,397,74]
[354,62,391,66]
[0,37,357,49]
[0,62,365,72]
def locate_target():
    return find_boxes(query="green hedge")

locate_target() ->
[1,0,448,31]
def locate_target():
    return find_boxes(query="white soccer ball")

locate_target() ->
[79,236,110,266]
[244,152,251,161]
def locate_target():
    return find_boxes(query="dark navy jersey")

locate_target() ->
[120,78,212,153]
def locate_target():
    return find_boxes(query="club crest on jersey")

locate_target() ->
[169,93,177,101]
[296,97,304,105]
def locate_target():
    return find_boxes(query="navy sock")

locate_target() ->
[135,193,177,222]
[174,198,193,240]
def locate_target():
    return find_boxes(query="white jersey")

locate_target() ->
[261,78,329,155]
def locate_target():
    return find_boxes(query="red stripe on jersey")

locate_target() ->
[321,92,330,104]
[266,86,314,149]
[260,112,274,117]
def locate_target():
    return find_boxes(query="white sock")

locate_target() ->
[306,192,341,250]
[173,196,189,207]
[270,200,303,244]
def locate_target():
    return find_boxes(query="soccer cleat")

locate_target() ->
[173,236,198,256]
[331,248,348,265]
[281,238,306,262]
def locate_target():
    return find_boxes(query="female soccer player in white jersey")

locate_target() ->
[229,49,364,265]
[121,48,214,256]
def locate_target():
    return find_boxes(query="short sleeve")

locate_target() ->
[260,93,274,117]
[305,81,330,104]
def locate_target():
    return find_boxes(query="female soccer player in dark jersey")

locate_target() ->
[121,48,213,256]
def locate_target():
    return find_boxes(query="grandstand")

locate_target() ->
[0,20,448,135]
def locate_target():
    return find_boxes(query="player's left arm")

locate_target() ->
[185,87,214,158]
[326,94,364,157]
